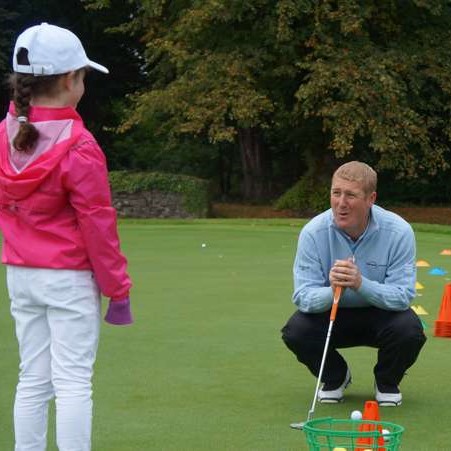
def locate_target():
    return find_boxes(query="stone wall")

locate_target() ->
[112,190,207,218]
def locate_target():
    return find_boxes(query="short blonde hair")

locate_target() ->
[332,161,377,194]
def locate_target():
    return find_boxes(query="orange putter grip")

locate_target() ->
[330,286,342,321]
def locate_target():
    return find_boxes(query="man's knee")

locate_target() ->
[386,309,427,347]
[281,312,304,347]
[281,320,298,350]
[281,311,323,352]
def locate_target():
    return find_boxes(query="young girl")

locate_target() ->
[0,23,133,450]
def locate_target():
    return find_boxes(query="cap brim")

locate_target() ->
[88,60,109,74]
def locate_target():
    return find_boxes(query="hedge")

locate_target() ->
[108,171,211,216]
[274,175,330,214]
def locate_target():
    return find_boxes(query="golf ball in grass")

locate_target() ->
[201,243,206,248]
[350,410,362,420]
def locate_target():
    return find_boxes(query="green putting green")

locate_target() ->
[0,219,450,450]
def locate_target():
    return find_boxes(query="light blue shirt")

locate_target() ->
[292,205,416,313]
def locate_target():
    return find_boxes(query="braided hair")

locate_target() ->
[8,48,62,152]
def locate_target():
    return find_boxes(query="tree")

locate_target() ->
[0,0,145,158]
[73,1,451,198]
[86,0,311,200]
[292,0,451,178]
[0,1,30,115]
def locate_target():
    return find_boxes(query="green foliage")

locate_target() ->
[0,0,145,156]
[274,175,330,213]
[0,2,20,75]
[294,1,451,178]
[4,1,451,203]
[85,0,303,145]
[85,0,451,194]
[0,0,30,113]
[109,170,211,215]
[377,170,451,206]
[106,108,220,177]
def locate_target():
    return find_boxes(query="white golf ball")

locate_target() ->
[201,243,206,248]
[382,428,391,441]
[350,410,362,420]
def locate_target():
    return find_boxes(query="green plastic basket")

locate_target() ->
[303,417,404,450]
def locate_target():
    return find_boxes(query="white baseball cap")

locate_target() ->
[13,22,109,76]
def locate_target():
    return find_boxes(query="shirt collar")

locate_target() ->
[8,101,82,123]
[329,206,380,244]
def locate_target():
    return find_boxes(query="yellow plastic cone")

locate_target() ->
[411,305,428,315]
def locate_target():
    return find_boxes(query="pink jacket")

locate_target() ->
[0,103,131,300]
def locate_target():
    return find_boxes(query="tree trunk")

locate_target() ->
[238,127,272,201]
[218,144,235,200]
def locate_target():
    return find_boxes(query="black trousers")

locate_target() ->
[281,307,426,387]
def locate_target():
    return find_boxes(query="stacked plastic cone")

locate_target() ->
[434,283,451,337]
[356,400,385,451]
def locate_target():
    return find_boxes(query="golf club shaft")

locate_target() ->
[307,286,343,420]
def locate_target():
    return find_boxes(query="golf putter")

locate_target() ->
[290,285,343,430]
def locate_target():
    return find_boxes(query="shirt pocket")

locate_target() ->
[365,260,388,282]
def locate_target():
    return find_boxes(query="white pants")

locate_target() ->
[7,266,101,451]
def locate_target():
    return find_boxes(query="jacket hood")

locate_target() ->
[0,103,84,200]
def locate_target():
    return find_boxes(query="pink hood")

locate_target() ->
[0,105,84,198]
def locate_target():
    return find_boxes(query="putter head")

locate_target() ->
[289,421,305,430]
[290,407,314,430]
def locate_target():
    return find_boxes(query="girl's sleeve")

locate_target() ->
[64,137,132,299]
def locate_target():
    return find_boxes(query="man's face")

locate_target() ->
[330,176,376,239]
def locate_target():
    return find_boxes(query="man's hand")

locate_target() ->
[329,257,361,290]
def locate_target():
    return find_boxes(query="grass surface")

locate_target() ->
[0,218,450,450]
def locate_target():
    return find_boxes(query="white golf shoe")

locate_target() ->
[318,368,352,403]
[375,382,402,406]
